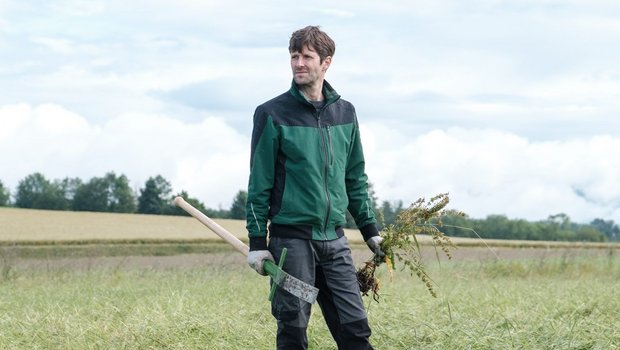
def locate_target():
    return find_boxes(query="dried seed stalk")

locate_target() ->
[357,193,464,301]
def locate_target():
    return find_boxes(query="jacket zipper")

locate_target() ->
[327,126,334,167]
[317,113,331,237]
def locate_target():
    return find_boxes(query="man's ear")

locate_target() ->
[322,56,332,72]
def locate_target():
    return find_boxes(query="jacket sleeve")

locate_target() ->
[246,106,279,251]
[345,112,380,241]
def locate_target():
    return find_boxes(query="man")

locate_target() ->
[245,26,384,350]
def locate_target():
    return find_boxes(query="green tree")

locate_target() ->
[542,213,574,241]
[590,218,619,241]
[229,190,247,220]
[441,213,474,238]
[380,200,404,228]
[14,173,68,210]
[165,190,211,217]
[138,175,173,214]
[368,182,382,228]
[478,214,511,239]
[58,177,82,203]
[109,173,136,213]
[548,213,572,230]
[508,219,533,241]
[73,177,107,212]
[0,180,9,206]
[574,226,606,242]
[73,172,136,213]
[49,177,83,210]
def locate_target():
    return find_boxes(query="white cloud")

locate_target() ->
[49,0,105,16]
[311,8,356,18]
[1,0,620,225]
[2,103,619,223]
[361,124,620,223]
[31,37,76,54]
[92,112,250,208]
[526,73,620,105]
[0,103,249,208]
[0,104,99,180]
[0,104,30,139]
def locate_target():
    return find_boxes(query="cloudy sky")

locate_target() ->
[1,0,619,224]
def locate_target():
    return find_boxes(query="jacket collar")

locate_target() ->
[289,80,341,106]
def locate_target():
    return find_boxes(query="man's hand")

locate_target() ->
[247,250,275,276]
[366,236,385,259]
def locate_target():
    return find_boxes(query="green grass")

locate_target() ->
[369,256,620,349]
[0,264,270,349]
[3,208,619,348]
[2,251,620,349]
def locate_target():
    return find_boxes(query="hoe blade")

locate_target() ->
[264,260,318,304]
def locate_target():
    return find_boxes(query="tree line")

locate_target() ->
[377,201,618,243]
[0,173,618,243]
[0,172,246,220]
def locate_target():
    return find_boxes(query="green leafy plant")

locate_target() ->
[357,193,464,301]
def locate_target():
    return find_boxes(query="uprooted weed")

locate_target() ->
[357,193,464,301]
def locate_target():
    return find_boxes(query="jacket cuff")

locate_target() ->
[249,237,268,251]
[359,223,380,242]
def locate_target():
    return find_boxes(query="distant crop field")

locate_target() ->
[0,207,250,243]
[0,207,365,258]
[2,207,618,250]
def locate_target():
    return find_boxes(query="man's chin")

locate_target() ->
[294,77,309,85]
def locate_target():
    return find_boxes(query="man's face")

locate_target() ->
[290,45,331,88]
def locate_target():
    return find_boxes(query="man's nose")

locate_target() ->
[293,57,304,67]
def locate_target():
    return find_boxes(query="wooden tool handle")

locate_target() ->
[173,196,249,256]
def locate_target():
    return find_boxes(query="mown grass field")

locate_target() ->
[1,207,620,349]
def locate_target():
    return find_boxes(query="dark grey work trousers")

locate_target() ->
[268,236,373,350]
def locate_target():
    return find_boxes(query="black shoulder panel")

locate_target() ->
[257,92,357,128]
[323,98,356,126]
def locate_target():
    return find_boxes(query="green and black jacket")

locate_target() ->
[246,80,379,251]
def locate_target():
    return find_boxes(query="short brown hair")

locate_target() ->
[289,26,335,63]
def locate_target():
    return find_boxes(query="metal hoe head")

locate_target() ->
[264,249,318,304]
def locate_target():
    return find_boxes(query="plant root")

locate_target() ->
[357,261,381,302]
